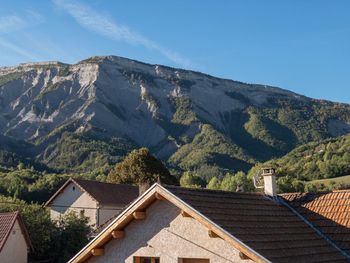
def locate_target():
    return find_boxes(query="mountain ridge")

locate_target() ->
[1,55,349,176]
[0,55,330,101]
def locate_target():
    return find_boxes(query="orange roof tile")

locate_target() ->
[281,190,350,254]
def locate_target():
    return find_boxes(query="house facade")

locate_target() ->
[45,178,139,228]
[0,212,32,263]
[69,180,350,263]
[89,200,251,263]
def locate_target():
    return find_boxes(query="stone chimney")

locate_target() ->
[262,168,277,197]
[139,181,151,196]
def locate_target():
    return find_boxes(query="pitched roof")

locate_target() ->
[45,178,139,207]
[166,186,350,263]
[69,184,350,263]
[281,190,350,255]
[0,211,32,252]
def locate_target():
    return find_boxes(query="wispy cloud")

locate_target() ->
[0,37,40,61]
[0,11,45,64]
[0,15,26,34]
[53,0,191,67]
[0,10,44,35]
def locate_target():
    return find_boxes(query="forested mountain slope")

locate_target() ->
[250,134,350,181]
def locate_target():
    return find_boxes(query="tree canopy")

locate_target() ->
[107,148,177,185]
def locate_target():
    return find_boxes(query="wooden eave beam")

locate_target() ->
[111,230,124,239]
[155,192,164,200]
[239,251,251,260]
[91,248,104,256]
[208,230,219,238]
[181,210,191,218]
[133,211,146,220]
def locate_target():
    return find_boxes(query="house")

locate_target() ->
[0,211,33,263]
[45,178,139,228]
[69,170,350,263]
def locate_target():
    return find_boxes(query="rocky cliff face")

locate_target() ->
[1,56,349,173]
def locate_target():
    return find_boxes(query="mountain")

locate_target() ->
[1,56,350,175]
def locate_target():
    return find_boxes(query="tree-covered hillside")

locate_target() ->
[249,134,350,192]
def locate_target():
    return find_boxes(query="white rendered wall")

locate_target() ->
[88,200,254,263]
[49,182,98,227]
[0,220,28,263]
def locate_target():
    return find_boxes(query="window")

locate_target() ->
[179,259,209,263]
[134,257,160,263]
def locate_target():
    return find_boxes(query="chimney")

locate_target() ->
[262,168,277,197]
[236,185,244,192]
[139,181,151,196]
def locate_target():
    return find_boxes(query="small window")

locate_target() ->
[72,186,76,191]
[134,257,160,263]
[179,259,209,263]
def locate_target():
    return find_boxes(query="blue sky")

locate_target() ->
[0,1,349,103]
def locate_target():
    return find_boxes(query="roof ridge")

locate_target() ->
[0,211,19,216]
[280,189,350,196]
[73,178,138,188]
[73,178,118,185]
[277,196,350,260]
[163,184,265,196]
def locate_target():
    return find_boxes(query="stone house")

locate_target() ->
[68,172,350,263]
[0,211,32,263]
[45,178,139,228]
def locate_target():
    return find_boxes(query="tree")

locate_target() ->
[220,173,237,191]
[107,148,177,185]
[234,171,254,192]
[206,176,221,190]
[180,171,205,188]
[304,183,318,192]
[51,212,91,263]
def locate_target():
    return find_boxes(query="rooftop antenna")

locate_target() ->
[253,169,264,189]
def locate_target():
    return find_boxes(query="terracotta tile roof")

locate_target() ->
[166,186,350,263]
[74,179,139,206]
[0,212,17,252]
[0,211,32,252]
[281,190,350,255]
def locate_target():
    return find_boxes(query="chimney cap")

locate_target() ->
[262,168,276,176]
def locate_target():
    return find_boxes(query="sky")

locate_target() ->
[0,1,349,103]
